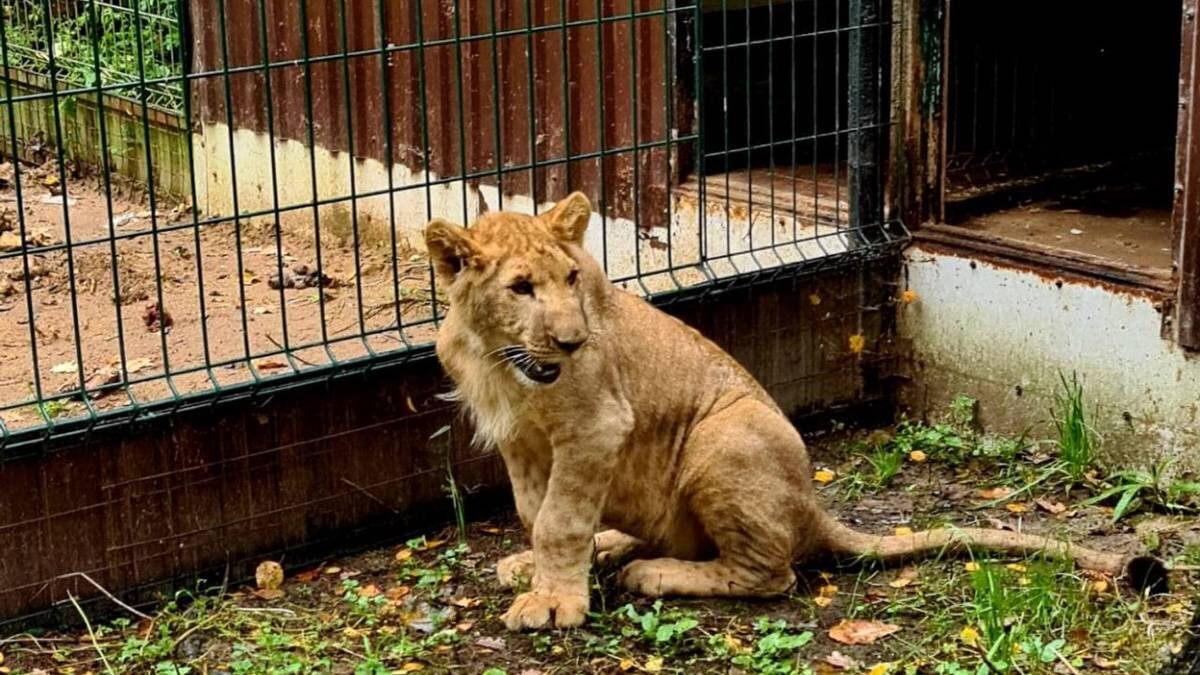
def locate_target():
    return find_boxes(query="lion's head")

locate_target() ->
[424,192,597,387]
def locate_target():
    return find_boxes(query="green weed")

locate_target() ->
[1051,371,1097,484]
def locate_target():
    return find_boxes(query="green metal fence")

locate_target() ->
[0,0,907,451]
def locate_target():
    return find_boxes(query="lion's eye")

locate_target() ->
[567,270,579,286]
[510,280,534,296]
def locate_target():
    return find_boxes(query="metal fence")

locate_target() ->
[0,0,906,451]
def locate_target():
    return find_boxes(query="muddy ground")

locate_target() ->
[1,429,1197,674]
[0,164,440,431]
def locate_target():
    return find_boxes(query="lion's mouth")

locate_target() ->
[503,347,562,385]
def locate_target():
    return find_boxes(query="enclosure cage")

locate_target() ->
[0,0,905,452]
[0,0,907,623]
[936,0,1182,275]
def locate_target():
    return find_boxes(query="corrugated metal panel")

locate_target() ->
[189,0,680,223]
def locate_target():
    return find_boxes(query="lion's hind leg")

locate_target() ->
[618,557,795,598]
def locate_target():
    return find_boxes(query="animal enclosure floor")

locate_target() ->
[679,164,850,227]
[945,172,1175,273]
[0,163,440,432]
[4,429,1197,674]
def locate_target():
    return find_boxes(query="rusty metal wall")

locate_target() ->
[0,267,899,625]
[189,0,680,222]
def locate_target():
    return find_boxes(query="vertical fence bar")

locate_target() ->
[849,0,883,243]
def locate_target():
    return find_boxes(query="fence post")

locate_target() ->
[849,0,885,243]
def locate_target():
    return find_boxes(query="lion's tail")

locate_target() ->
[815,511,1168,593]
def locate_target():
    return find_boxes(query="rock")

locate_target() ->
[0,231,20,251]
[142,302,173,332]
[0,278,13,297]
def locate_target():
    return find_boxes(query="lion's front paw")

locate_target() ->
[496,550,534,589]
[502,590,589,631]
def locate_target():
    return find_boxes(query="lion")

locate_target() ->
[424,192,1165,631]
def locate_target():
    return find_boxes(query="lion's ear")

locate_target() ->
[424,218,482,285]
[543,191,592,245]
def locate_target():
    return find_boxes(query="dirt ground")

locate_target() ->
[1,426,1197,675]
[0,163,440,432]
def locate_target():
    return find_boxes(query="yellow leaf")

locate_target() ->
[723,634,746,654]
[978,486,1014,500]
[908,450,927,463]
[400,663,425,673]
[848,334,867,354]
[900,289,918,304]
[619,658,635,671]
[894,526,914,536]
[888,568,918,588]
[814,469,836,484]
[422,539,447,551]
[819,584,839,598]
[645,656,665,673]
[813,596,833,608]
[809,292,822,306]
[551,645,564,656]
[324,566,342,575]
[960,626,979,646]
[1092,579,1109,593]
[1018,576,1031,586]
[395,548,414,563]
[1012,643,1024,654]
[964,562,981,572]
[1006,502,1029,514]
[1005,563,1026,573]
[868,663,892,675]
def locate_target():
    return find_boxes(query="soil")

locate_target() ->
[2,433,1197,674]
[0,164,440,432]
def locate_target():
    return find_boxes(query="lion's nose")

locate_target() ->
[553,335,587,353]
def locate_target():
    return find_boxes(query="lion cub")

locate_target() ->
[425,193,1159,631]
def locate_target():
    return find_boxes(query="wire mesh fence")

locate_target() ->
[0,0,907,450]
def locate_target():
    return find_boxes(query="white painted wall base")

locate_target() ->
[192,123,851,297]
[900,244,1200,472]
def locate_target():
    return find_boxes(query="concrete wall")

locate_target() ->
[899,244,1200,472]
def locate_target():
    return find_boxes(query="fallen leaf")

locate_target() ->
[255,561,284,590]
[964,561,981,572]
[386,586,412,601]
[1006,502,1029,514]
[618,658,635,671]
[1035,498,1068,515]
[1006,563,1027,573]
[848,334,866,354]
[1091,579,1109,593]
[1093,656,1120,670]
[455,621,474,632]
[257,359,287,371]
[475,636,506,651]
[819,584,839,597]
[51,361,78,374]
[324,566,342,575]
[421,539,447,550]
[644,656,664,673]
[399,663,424,673]
[126,357,154,373]
[450,596,480,608]
[823,651,859,670]
[978,486,1014,500]
[809,292,822,306]
[395,548,414,563]
[813,596,833,608]
[814,469,836,484]
[358,584,381,598]
[960,626,979,646]
[251,588,285,601]
[0,231,20,252]
[867,663,892,675]
[293,569,320,583]
[888,567,918,588]
[894,526,914,536]
[481,526,504,535]
[908,450,927,463]
[828,619,901,646]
